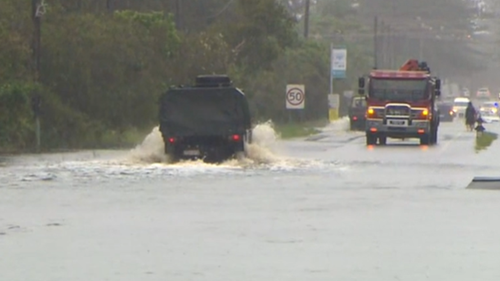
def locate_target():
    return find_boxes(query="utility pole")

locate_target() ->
[106,0,114,13]
[388,25,394,68]
[304,0,310,38]
[381,21,387,68]
[32,0,41,82]
[175,0,182,30]
[373,16,378,69]
[32,0,43,153]
[419,32,423,61]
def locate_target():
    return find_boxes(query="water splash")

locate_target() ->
[128,127,167,163]
[127,121,282,165]
[244,120,281,165]
[321,117,351,133]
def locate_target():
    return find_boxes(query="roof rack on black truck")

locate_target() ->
[159,75,253,163]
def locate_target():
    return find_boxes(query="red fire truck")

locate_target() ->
[358,59,441,146]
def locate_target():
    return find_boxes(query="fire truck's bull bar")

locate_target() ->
[365,119,431,139]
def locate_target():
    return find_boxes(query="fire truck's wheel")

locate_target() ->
[420,134,430,145]
[378,136,387,145]
[431,128,438,145]
[366,135,377,145]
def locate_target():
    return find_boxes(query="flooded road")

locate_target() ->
[2,119,500,281]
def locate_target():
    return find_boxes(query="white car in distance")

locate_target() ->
[453,97,470,118]
[479,109,500,123]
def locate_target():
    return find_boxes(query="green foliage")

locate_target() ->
[113,10,180,56]
[0,0,375,152]
[275,119,329,139]
[475,132,498,153]
[0,82,38,150]
[241,40,331,122]
[219,0,298,73]
[41,9,180,130]
[171,31,235,84]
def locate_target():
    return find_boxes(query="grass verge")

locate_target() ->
[475,131,498,153]
[0,127,153,155]
[275,119,329,139]
[98,127,153,149]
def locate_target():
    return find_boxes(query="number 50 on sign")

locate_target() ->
[286,84,305,109]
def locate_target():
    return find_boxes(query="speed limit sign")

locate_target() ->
[286,84,305,109]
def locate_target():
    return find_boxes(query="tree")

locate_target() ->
[218,0,298,73]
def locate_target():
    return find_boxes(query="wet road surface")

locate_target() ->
[1,119,500,281]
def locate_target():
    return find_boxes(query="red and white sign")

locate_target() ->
[286,84,305,109]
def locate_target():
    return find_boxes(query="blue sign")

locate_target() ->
[331,48,347,79]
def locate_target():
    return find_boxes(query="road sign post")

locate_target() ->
[328,93,340,121]
[329,47,346,122]
[286,84,305,110]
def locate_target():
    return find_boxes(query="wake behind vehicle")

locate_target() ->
[348,96,367,130]
[159,75,252,163]
[358,59,441,146]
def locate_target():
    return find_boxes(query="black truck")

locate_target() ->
[159,75,252,163]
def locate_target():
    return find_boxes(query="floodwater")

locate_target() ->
[2,118,500,281]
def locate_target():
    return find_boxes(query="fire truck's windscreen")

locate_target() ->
[370,79,428,101]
